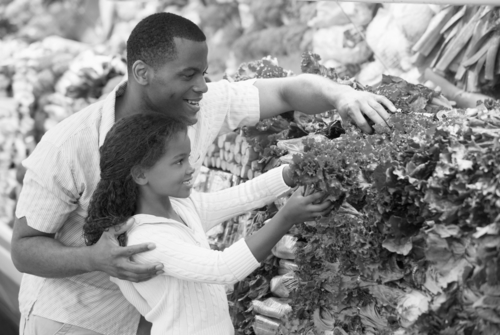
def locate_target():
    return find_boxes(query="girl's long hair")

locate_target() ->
[83,113,187,246]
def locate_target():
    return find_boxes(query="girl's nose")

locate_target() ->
[187,163,195,176]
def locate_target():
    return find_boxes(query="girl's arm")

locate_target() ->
[129,188,332,284]
[191,165,292,232]
[129,224,260,285]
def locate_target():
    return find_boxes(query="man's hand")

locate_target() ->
[336,89,396,134]
[88,218,164,282]
[254,74,396,134]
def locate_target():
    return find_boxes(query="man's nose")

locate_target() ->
[193,75,208,94]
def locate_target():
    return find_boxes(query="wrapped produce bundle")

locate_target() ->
[271,234,297,259]
[277,259,298,275]
[313,307,335,332]
[252,297,292,320]
[252,315,281,335]
[270,273,298,298]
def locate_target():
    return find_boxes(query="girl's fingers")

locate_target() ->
[316,202,335,217]
[305,191,327,203]
[308,200,332,213]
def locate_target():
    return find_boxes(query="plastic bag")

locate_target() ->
[271,235,297,260]
[312,25,372,65]
[278,259,299,275]
[252,315,281,335]
[252,297,292,320]
[270,273,298,298]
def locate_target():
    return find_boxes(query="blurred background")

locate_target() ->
[1,1,499,333]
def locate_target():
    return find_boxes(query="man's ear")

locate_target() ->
[131,165,148,185]
[131,60,151,86]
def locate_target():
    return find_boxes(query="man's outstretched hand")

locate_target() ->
[89,218,164,282]
[336,89,396,134]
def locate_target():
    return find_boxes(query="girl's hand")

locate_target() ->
[279,187,333,225]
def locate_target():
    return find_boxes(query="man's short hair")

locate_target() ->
[126,12,206,71]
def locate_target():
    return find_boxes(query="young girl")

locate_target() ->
[83,113,331,335]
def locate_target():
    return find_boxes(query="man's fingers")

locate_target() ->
[376,95,396,113]
[348,106,373,134]
[120,243,156,258]
[368,100,391,123]
[362,102,388,128]
[122,260,163,275]
[116,270,158,283]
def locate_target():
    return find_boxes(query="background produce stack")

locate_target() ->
[202,131,260,180]
[413,5,500,104]
[0,34,126,227]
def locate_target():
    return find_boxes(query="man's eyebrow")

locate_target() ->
[179,66,209,73]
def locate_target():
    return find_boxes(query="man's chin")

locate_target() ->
[182,114,198,126]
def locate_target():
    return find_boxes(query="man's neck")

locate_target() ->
[115,84,145,122]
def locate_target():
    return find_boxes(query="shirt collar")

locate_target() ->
[98,79,128,148]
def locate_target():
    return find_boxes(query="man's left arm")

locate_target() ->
[254,74,396,134]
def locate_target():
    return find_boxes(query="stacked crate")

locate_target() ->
[202,131,264,181]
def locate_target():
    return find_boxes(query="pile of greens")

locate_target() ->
[290,103,500,335]
[229,53,500,335]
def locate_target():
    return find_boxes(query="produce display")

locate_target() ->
[200,54,500,335]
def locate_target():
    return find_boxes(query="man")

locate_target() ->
[11,12,395,335]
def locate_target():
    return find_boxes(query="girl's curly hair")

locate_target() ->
[83,113,187,246]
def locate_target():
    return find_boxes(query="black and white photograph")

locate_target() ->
[1,1,500,334]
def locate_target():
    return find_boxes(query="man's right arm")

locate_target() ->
[11,216,163,282]
[12,216,91,277]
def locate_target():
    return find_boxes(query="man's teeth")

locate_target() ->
[186,100,199,106]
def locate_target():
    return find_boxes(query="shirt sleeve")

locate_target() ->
[205,79,260,136]
[129,224,260,285]
[15,141,78,233]
[191,165,290,232]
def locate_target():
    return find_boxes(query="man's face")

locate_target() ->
[145,38,209,125]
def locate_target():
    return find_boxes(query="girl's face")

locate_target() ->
[143,131,195,199]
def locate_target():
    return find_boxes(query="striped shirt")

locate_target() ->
[113,166,290,335]
[15,79,260,335]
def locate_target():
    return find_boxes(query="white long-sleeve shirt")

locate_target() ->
[111,165,290,335]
